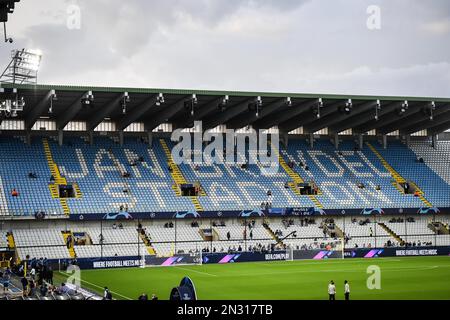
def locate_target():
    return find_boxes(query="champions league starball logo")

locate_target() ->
[173,211,201,219]
[102,211,133,220]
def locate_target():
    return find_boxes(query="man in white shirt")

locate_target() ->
[344,280,350,300]
[30,268,36,280]
[328,280,336,300]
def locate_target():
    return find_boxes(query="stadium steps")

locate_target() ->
[331,224,345,239]
[61,231,77,258]
[43,139,74,215]
[275,147,324,209]
[378,222,405,245]
[429,222,450,235]
[262,221,284,246]
[72,183,82,198]
[159,139,204,212]
[138,230,156,255]
[6,232,20,264]
[366,142,433,208]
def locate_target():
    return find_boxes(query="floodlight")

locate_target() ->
[312,98,323,119]
[0,48,42,84]
[397,100,408,116]
[156,93,164,106]
[48,90,57,113]
[422,101,435,120]
[339,99,352,114]
[374,100,381,120]
[81,91,94,108]
[121,92,130,114]
[219,95,229,111]
[286,97,292,106]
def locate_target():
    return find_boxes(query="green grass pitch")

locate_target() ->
[57,256,450,300]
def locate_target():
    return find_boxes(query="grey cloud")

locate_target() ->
[0,0,448,98]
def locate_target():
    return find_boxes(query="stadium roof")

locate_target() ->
[1,83,450,135]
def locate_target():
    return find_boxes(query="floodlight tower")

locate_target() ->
[0,48,42,84]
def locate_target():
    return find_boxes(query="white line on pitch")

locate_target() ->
[173,266,218,277]
[60,272,133,300]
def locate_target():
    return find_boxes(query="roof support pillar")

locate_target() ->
[58,129,63,146]
[333,133,339,149]
[309,133,314,148]
[88,130,94,145]
[404,134,410,147]
[119,130,124,147]
[382,134,387,150]
[147,131,153,147]
[26,130,31,145]
[431,134,438,149]
[357,134,363,150]
[281,131,289,148]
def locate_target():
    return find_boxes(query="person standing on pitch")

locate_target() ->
[344,280,350,300]
[328,280,336,300]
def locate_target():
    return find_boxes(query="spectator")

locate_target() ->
[29,279,36,296]
[40,284,48,297]
[138,293,148,301]
[47,266,54,285]
[151,293,158,300]
[30,267,36,280]
[2,268,11,293]
[103,287,113,300]
[21,276,29,296]
[59,282,69,294]
[11,189,19,197]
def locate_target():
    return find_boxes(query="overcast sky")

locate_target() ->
[1,0,449,97]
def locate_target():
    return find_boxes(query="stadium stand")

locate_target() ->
[0,231,7,248]
[0,137,63,216]
[50,136,196,214]
[1,136,449,216]
[409,140,450,186]
[4,215,447,261]
[13,228,71,260]
[370,141,448,207]
[0,84,449,271]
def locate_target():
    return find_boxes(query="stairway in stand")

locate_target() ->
[6,232,20,264]
[61,231,77,258]
[159,139,204,211]
[276,148,323,209]
[378,222,405,246]
[138,229,156,255]
[263,220,284,246]
[366,142,432,208]
[43,139,82,215]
